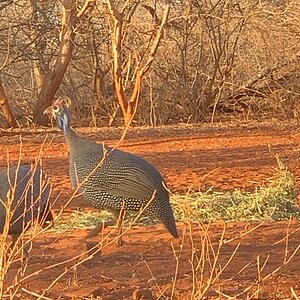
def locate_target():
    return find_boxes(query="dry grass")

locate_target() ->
[172,156,299,223]
[0,141,55,299]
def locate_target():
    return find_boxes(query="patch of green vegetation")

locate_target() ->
[51,210,158,232]
[50,157,300,231]
[171,157,300,222]
[51,210,114,232]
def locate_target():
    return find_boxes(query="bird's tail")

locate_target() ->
[161,204,179,238]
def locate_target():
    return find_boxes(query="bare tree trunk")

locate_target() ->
[33,0,77,125]
[0,78,17,128]
[106,0,170,127]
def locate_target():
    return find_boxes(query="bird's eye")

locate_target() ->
[52,105,59,112]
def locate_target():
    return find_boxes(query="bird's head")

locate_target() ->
[44,97,72,132]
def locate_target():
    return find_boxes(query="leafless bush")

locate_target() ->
[1,0,300,126]
[165,220,300,299]
[0,149,54,298]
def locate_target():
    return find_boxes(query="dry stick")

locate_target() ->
[199,227,209,294]
[274,223,300,246]
[217,220,300,296]
[168,219,242,299]
[34,193,158,300]
[6,242,101,296]
[132,260,164,297]
[0,135,62,297]
[76,0,92,18]
[223,222,264,244]
[99,275,127,287]
[21,288,54,300]
[0,139,27,298]
[199,223,226,298]
[200,222,216,290]
[2,136,63,297]
[215,290,236,300]
[235,226,300,298]
[114,199,126,246]
[192,224,210,298]
[192,223,241,300]
[284,216,293,263]
[254,254,269,299]
[5,190,158,299]
[10,165,43,249]
[229,260,252,279]
[170,231,186,299]
[17,189,61,248]
[291,287,300,300]
[7,136,54,255]
[188,219,197,297]
[1,137,57,298]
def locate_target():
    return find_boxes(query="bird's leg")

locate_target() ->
[115,204,125,247]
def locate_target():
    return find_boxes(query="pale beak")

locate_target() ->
[43,106,52,115]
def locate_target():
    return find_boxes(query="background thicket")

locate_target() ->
[1,0,300,127]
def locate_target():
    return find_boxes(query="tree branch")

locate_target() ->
[77,0,94,18]
[129,4,170,104]
[0,78,17,128]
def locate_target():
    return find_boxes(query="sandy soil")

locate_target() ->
[1,122,300,299]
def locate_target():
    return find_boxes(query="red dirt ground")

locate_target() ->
[1,122,300,299]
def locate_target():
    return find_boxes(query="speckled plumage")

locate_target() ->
[0,165,52,237]
[47,98,178,238]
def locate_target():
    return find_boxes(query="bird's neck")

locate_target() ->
[63,128,92,155]
[64,128,78,148]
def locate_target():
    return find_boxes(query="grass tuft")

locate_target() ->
[50,210,114,232]
[171,156,300,222]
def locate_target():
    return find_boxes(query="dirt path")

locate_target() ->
[1,123,300,299]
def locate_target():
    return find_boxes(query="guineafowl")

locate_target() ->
[44,97,178,244]
[0,164,52,246]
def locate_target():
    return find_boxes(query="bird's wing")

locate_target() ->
[91,149,168,201]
